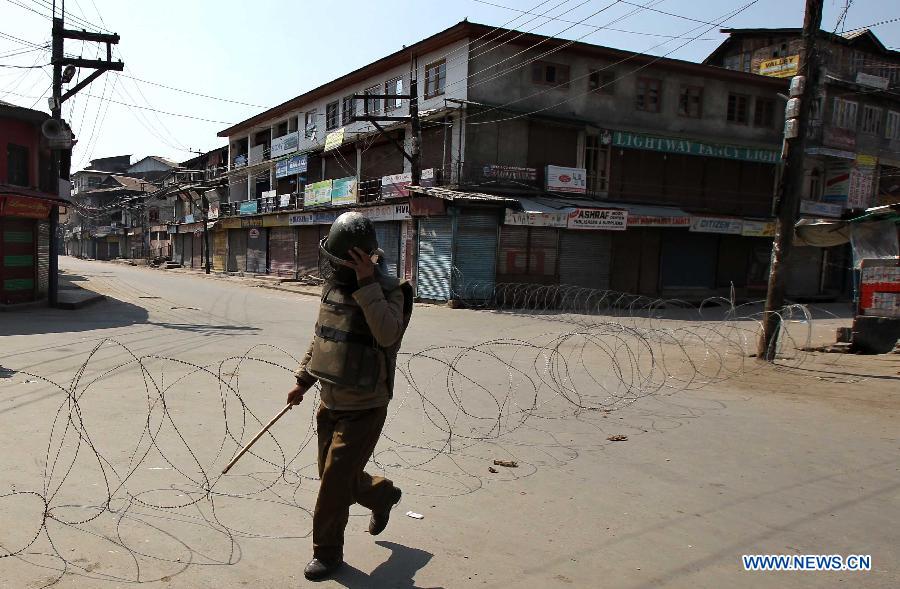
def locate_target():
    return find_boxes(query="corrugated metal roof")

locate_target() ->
[408,186,520,207]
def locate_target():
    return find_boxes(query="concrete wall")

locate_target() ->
[128,158,175,174]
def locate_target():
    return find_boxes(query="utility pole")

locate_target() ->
[758,0,824,360]
[49,5,123,305]
[409,56,422,185]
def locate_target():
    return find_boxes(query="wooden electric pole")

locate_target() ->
[758,0,824,360]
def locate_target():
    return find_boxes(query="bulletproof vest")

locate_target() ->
[306,277,412,395]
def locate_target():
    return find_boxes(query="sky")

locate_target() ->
[1,0,897,172]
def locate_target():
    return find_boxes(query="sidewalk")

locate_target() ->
[154,263,324,298]
[57,272,106,309]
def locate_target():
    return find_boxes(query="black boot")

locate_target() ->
[369,487,402,536]
[304,557,342,581]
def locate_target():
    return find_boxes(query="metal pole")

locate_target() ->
[409,58,422,186]
[48,17,64,307]
[758,0,823,360]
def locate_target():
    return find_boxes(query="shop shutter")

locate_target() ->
[108,239,120,259]
[297,226,321,277]
[453,211,498,297]
[269,227,297,277]
[227,229,247,272]
[528,227,559,281]
[246,228,267,274]
[786,246,823,298]
[1,218,36,304]
[192,233,203,268]
[659,231,717,289]
[374,221,401,277]
[36,220,49,296]
[213,230,227,272]
[417,216,453,300]
[558,230,612,290]
[498,225,528,279]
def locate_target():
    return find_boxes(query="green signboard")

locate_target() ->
[610,130,779,164]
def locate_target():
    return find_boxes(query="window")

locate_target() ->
[364,85,381,115]
[276,120,288,136]
[148,207,160,223]
[588,69,615,95]
[385,76,403,111]
[727,93,749,124]
[305,109,317,138]
[753,97,775,127]
[742,51,752,73]
[584,134,609,194]
[886,110,900,140]
[342,94,356,125]
[635,78,662,112]
[7,143,28,186]
[723,54,740,71]
[531,61,570,87]
[861,105,882,134]
[424,59,446,98]
[678,85,703,118]
[831,97,858,130]
[325,100,339,131]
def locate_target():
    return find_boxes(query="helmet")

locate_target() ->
[319,212,379,284]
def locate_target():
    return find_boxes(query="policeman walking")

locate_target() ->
[286,211,414,581]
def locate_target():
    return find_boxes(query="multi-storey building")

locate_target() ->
[190,21,803,301]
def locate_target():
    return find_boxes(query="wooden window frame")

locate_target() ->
[7,143,29,187]
[325,100,339,131]
[531,61,571,88]
[753,96,775,128]
[727,93,750,125]
[385,76,403,111]
[341,95,356,126]
[364,85,382,115]
[635,77,662,113]
[424,59,447,99]
[588,69,615,95]
[677,85,703,119]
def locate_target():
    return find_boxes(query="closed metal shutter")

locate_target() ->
[246,228,267,273]
[173,233,184,264]
[497,225,558,284]
[213,230,227,272]
[269,227,296,277]
[36,220,49,296]
[417,216,453,300]
[297,226,321,277]
[1,218,36,304]
[108,239,120,259]
[374,221,401,277]
[227,229,247,272]
[786,246,823,298]
[659,231,717,289]
[192,233,203,268]
[453,210,498,297]
[558,230,612,289]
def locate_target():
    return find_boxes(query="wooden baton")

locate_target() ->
[221,404,293,474]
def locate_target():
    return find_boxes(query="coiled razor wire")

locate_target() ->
[0,282,816,586]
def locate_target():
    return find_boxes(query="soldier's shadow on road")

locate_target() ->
[331,541,441,589]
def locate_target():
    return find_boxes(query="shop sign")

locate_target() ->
[275,159,290,178]
[381,169,434,198]
[758,55,799,78]
[289,211,340,226]
[741,220,776,237]
[0,196,52,219]
[241,217,263,228]
[279,194,292,208]
[249,228,260,239]
[823,127,856,151]
[358,203,411,222]
[178,222,203,233]
[324,128,345,152]
[239,201,258,215]
[566,208,627,231]
[219,217,242,229]
[856,72,889,90]
[504,208,568,227]
[690,216,743,234]
[263,214,290,227]
[330,176,358,206]
[482,164,537,182]
[545,165,587,194]
[95,225,112,236]
[799,200,842,218]
[610,130,779,164]
[287,153,308,175]
[823,161,851,204]
[848,155,877,209]
[207,202,220,219]
[409,196,445,217]
[271,131,299,158]
[628,214,692,227]
[304,180,333,207]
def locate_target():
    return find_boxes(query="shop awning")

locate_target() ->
[514,196,691,227]
[408,186,521,207]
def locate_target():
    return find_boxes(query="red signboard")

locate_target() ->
[0,196,52,219]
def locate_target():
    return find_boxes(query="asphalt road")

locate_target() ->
[0,257,897,589]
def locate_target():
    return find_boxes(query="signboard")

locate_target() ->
[848,155,877,209]
[358,203,411,222]
[271,131,299,158]
[249,228,260,239]
[207,202,220,220]
[184,214,195,224]
[758,54,799,78]
[545,165,587,194]
[628,214,692,227]
[248,144,265,165]
[324,128,345,152]
[823,161,851,204]
[95,225,112,236]
[610,130,779,164]
[381,168,434,198]
[304,180,333,207]
[279,194,292,208]
[799,200,842,218]
[239,201,259,215]
[287,153,308,175]
[275,159,290,178]
[566,208,627,231]
[482,164,537,183]
[331,176,358,206]
[289,211,339,226]
[504,208,568,227]
[690,216,743,234]
[856,72,889,90]
[741,220,776,237]
[0,196,52,219]
[823,127,856,151]
[241,217,263,228]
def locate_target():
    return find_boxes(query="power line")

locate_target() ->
[116,72,268,108]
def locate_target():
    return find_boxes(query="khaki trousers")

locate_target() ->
[313,402,395,560]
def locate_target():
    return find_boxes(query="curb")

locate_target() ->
[57,293,106,310]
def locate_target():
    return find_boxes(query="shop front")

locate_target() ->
[0,195,53,305]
